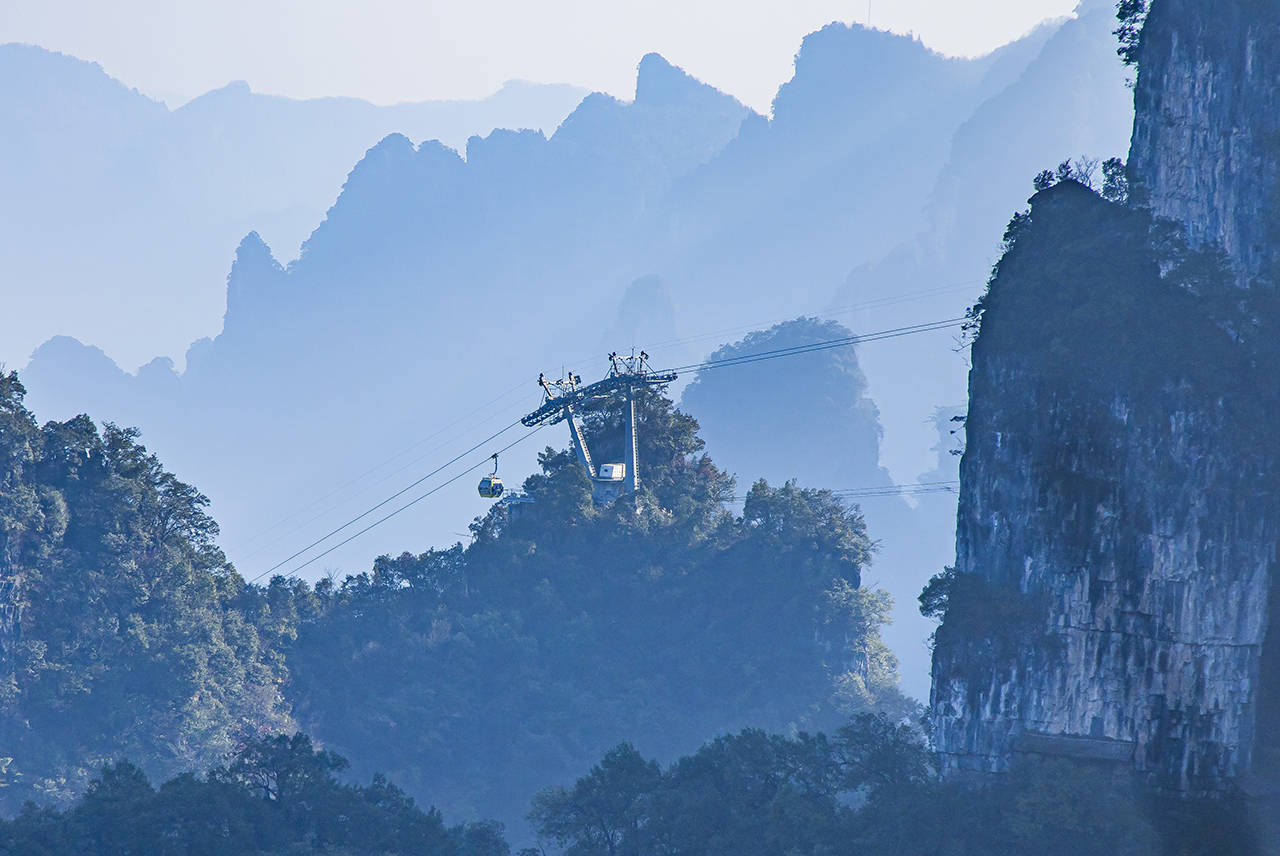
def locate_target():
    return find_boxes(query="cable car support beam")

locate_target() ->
[522,351,676,503]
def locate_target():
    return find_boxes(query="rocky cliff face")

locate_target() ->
[928,179,1280,796]
[1129,0,1280,286]
[930,0,1280,800]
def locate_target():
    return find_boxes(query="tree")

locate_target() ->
[1102,157,1129,204]
[217,732,347,802]
[0,735,498,855]
[1115,0,1150,68]
[822,582,906,717]
[528,744,660,856]
[0,373,293,813]
[832,714,933,792]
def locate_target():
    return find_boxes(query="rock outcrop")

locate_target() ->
[1129,0,1280,286]
[929,179,1280,794]
[930,0,1280,807]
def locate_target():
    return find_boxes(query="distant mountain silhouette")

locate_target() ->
[835,3,1133,478]
[20,51,757,600]
[21,5,1133,696]
[0,43,586,370]
[681,318,958,699]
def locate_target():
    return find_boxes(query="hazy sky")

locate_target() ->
[3,0,1082,112]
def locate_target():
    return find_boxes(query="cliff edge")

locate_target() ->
[929,180,1280,798]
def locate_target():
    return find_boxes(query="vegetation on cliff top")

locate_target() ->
[0,371,909,832]
[1115,0,1150,68]
[283,386,911,827]
[965,167,1280,413]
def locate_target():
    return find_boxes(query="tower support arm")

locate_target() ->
[624,384,639,494]
[565,406,596,478]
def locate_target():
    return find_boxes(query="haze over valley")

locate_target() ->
[9,5,1133,698]
[4,0,1274,851]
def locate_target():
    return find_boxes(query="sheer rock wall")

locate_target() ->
[1129,0,1280,286]
[931,353,1280,792]
[929,0,1280,799]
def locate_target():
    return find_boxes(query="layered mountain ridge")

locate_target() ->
[0,42,586,370]
[20,9,1134,697]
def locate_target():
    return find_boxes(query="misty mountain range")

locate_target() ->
[14,1,1134,697]
[1,41,586,369]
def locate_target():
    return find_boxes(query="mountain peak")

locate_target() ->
[222,233,287,338]
[232,232,281,273]
[771,22,954,126]
[635,53,703,105]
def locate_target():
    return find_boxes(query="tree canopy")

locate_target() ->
[0,368,912,836]
[0,372,292,813]
[524,713,1232,856]
[0,733,509,856]
[1115,0,1150,68]
[283,387,910,829]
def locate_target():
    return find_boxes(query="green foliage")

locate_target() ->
[528,723,877,856]
[965,177,1263,401]
[0,371,907,834]
[920,567,1043,644]
[0,734,507,855]
[1101,156,1129,204]
[824,581,903,716]
[283,390,909,828]
[1115,0,1150,68]
[918,566,1053,691]
[917,566,955,621]
[852,759,1164,856]
[528,744,660,856]
[0,716,1256,856]
[533,716,1259,856]
[218,732,348,802]
[0,373,293,813]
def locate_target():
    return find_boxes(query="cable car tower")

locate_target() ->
[522,350,677,505]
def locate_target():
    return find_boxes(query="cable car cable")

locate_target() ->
[245,314,965,562]
[233,393,540,564]
[639,279,982,356]
[250,314,967,584]
[660,318,966,375]
[248,417,527,584]
[274,426,544,580]
[230,379,533,554]
[725,480,959,503]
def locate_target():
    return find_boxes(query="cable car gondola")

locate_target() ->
[478,453,504,499]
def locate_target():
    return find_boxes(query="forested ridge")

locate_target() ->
[284,388,913,826]
[1,712,1246,855]
[0,370,907,835]
[0,371,292,810]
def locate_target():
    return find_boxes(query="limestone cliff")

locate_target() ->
[1129,0,1280,285]
[928,178,1280,795]
[929,0,1280,804]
